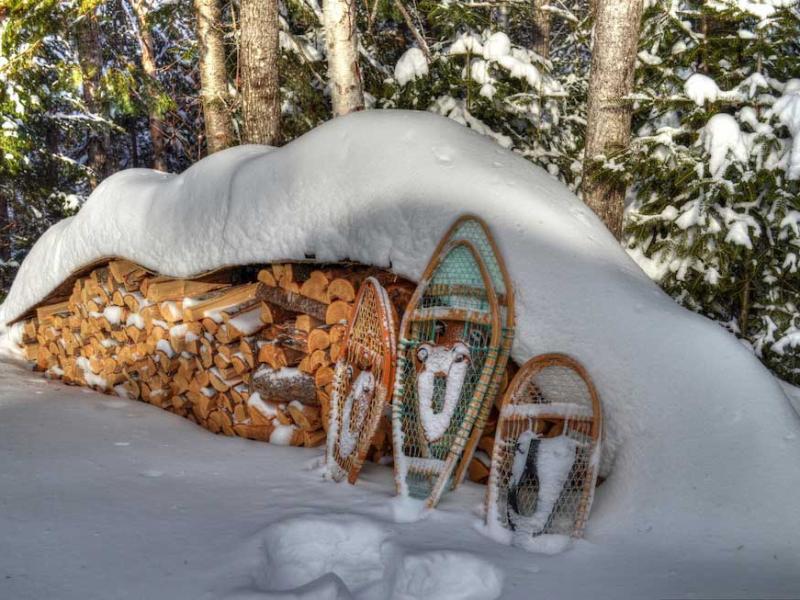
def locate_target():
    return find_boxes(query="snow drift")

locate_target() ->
[2,110,798,550]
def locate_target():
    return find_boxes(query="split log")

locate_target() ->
[234,423,273,441]
[314,366,335,388]
[258,284,327,322]
[183,283,261,322]
[250,365,318,405]
[36,300,71,322]
[299,270,330,303]
[295,314,322,333]
[303,429,326,447]
[287,401,321,430]
[146,279,229,303]
[257,269,277,286]
[328,278,356,303]
[325,300,353,325]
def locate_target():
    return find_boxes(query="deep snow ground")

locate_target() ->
[1,357,798,600]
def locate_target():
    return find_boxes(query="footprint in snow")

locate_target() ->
[231,513,503,600]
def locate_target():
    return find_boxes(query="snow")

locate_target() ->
[772,82,800,179]
[156,338,175,358]
[394,48,428,86]
[126,312,145,329]
[103,305,123,325]
[0,110,799,568]
[509,435,579,538]
[227,307,264,335]
[482,32,511,60]
[337,369,375,458]
[248,391,279,418]
[269,422,297,446]
[416,342,470,441]
[684,73,721,105]
[701,113,749,177]
[0,357,798,599]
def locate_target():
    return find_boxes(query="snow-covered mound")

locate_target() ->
[2,110,799,550]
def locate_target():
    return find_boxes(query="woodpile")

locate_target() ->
[16,259,509,482]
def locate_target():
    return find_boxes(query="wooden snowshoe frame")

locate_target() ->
[486,353,602,541]
[392,238,501,508]
[327,277,397,484]
[431,215,516,490]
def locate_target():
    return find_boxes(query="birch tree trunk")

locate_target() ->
[130,0,168,171]
[323,0,364,116]
[76,10,111,187]
[240,0,281,145]
[532,0,551,59]
[581,0,643,239]
[194,0,235,153]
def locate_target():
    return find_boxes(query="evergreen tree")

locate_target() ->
[624,0,800,382]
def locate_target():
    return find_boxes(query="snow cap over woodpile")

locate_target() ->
[2,110,799,549]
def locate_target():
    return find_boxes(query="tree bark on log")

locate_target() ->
[240,0,281,145]
[251,365,318,405]
[130,0,168,171]
[323,0,364,116]
[581,0,643,239]
[194,0,235,153]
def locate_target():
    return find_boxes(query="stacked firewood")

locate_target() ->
[16,259,507,482]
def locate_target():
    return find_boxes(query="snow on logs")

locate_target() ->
[17,259,507,482]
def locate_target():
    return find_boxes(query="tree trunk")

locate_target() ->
[130,0,168,171]
[581,0,643,240]
[0,189,9,292]
[240,0,281,145]
[532,0,551,59]
[323,0,364,116]
[76,10,111,187]
[194,0,235,153]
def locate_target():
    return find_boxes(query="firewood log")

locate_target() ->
[183,283,261,322]
[233,403,249,423]
[23,343,39,361]
[189,391,217,421]
[238,339,256,369]
[307,328,331,353]
[299,270,330,303]
[328,278,356,303]
[111,289,125,307]
[314,366,335,388]
[298,349,329,374]
[234,423,273,441]
[36,300,71,322]
[257,342,287,369]
[140,275,172,298]
[325,301,353,325]
[295,314,322,333]
[146,279,229,303]
[259,285,327,321]
[209,368,242,393]
[478,435,495,457]
[467,454,491,483]
[287,401,322,430]
[108,260,142,285]
[199,338,214,369]
[303,429,326,448]
[158,301,183,323]
[257,269,277,286]
[250,365,318,405]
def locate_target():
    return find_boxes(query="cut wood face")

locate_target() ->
[486,353,603,546]
[327,277,397,484]
[392,239,501,508]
